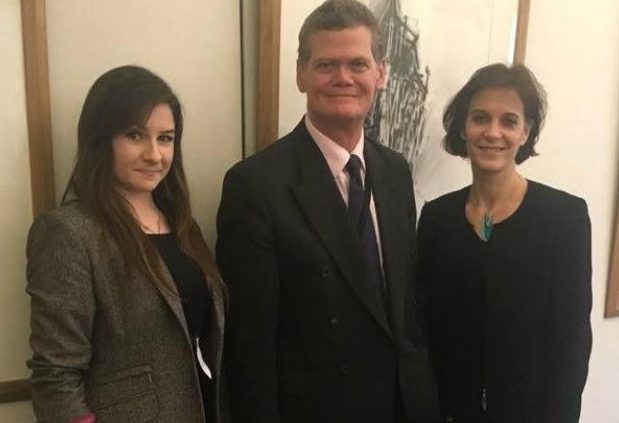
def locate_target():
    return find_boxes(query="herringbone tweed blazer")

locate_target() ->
[26,202,225,423]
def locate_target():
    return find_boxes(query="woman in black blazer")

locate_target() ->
[27,66,226,423]
[417,63,591,423]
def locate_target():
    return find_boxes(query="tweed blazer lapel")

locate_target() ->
[155,262,192,343]
[290,123,392,339]
[99,229,192,344]
[364,141,410,340]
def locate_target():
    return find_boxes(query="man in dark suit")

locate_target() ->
[216,1,439,422]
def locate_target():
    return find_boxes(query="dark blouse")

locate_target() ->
[149,233,214,420]
[416,180,592,423]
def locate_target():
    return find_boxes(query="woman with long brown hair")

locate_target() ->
[26,65,225,422]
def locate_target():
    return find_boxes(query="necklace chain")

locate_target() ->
[140,209,161,234]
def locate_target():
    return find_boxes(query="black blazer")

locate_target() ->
[216,121,439,423]
[417,180,592,423]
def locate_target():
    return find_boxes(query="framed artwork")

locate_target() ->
[256,0,530,212]
[606,221,619,317]
[0,0,53,405]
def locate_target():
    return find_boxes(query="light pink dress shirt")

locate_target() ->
[304,115,384,269]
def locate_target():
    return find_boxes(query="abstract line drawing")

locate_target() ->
[365,0,429,176]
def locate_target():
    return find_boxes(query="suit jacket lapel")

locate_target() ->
[365,142,408,340]
[290,123,392,339]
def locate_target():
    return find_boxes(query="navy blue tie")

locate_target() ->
[345,155,386,305]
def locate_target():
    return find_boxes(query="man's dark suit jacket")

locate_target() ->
[216,121,439,423]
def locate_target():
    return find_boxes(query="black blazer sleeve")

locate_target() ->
[216,167,281,423]
[542,198,592,422]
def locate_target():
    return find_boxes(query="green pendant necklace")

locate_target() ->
[481,212,493,242]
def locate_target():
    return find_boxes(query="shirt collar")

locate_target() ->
[304,114,366,178]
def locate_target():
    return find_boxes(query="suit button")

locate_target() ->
[330,317,338,328]
[321,267,329,278]
[339,364,349,375]
[480,387,488,412]
[443,415,455,423]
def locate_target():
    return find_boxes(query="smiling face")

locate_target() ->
[112,103,175,201]
[296,26,385,139]
[464,87,531,175]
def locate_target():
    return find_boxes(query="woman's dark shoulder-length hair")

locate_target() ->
[64,65,223,297]
[442,62,547,164]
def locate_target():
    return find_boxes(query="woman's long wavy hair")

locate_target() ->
[63,65,224,299]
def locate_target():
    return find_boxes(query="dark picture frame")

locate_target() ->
[0,0,54,405]
[605,222,619,317]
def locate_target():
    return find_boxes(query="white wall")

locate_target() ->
[522,0,619,421]
[0,0,36,421]
[46,0,243,246]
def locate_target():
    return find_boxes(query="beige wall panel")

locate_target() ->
[46,0,243,245]
[0,401,34,423]
[0,0,35,420]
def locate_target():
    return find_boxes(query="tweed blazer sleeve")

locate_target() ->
[26,210,96,423]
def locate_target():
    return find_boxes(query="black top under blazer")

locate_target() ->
[417,180,592,423]
[26,203,225,423]
[216,121,440,423]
